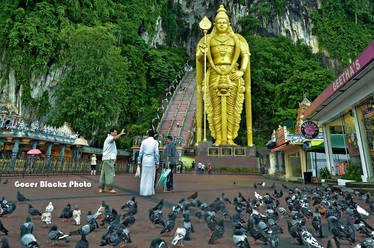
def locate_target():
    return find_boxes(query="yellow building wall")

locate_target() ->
[284,145,307,181]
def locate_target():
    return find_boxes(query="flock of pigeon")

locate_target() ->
[1,180,374,247]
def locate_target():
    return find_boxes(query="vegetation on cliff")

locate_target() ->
[0,0,373,148]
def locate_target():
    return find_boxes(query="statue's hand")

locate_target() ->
[230,70,244,81]
[198,44,208,54]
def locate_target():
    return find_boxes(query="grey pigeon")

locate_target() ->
[232,229,250,248]
[0,220,8,236]
[20,225,39,248]
[149,199,164,228]
[17,191,30,202]
[121,196,137,217]
[69,221,98,236]
[150,238,168,248]
[312,208,323,238]
[187,191,198,200]
[122,213,135,228]
[48,225,69,245]
[160,211,177,235]
[74,233,89,248]
[0,237,9,248]
[20,216,34,235]
[3,179,7,185]
[0,198,16,217]
[208,218,224,244]
[28,205,41,217]
[183,213,194,240]
[301,227,323,248]
[59,203,73,221]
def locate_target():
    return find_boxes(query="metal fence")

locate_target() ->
[0,154,136,176]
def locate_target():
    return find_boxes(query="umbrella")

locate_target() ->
[156,169,171,191]
[27,149,42,155]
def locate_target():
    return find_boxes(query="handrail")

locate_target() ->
[156,72,187,132]
[167,72,194,136]
[178,82,196,137]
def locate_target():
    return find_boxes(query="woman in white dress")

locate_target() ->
[137,130,159,196]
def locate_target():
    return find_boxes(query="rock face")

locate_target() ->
[0,0,334,115]
[161,0,321,56]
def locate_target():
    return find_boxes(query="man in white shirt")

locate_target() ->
[137,130,159,196]
[99,128,125,193]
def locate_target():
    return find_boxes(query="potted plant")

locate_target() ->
[339,163,362,185]
[319,167,331,182]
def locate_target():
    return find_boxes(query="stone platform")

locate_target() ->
[195,141,258,169]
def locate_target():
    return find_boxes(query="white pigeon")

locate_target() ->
[357,205,370,217]
[46,202,54,213]
[72,208,81,225]
[255,191,263,201]
[301,228,324,248]
[41,202,54,225]
[261,181,266,187]
[171,227,186,246]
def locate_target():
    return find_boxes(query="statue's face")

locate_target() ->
[215,18,229,33]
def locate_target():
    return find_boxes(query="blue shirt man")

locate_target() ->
[163,136,177,192]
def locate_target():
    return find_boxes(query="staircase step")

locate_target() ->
[346,182,374,188]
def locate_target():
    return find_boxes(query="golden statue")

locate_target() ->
[196,5,253,146]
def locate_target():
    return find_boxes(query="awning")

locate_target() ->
[305,134,347,152]
[271,143,288,152]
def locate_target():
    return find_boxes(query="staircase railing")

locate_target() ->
[178,83,196,137]
[156,72,187,132]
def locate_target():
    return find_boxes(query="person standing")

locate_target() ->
[90,154,97,175]
[138,130,159,196]
[164,136,177,192]
[99,128,125,193]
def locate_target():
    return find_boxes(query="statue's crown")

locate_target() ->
[215,5,229,22]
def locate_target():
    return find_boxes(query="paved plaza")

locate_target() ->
[0,173,371,247]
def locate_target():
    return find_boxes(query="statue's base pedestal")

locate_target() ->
[195,141,258,169]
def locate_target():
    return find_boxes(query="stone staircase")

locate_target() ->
[158,71,196,147]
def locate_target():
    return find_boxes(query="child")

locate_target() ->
[90,154,97,175]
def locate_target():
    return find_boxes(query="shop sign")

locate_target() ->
[301,121,319,139]
[276,126,288,146]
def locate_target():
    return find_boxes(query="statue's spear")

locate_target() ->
[199,16,212,142]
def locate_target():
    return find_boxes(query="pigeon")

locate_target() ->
[17,191,30,202]
[0,237,9,248]
[20,216,34,235]
[41,202,53,225]
[312,208,323,238]
[28,204,42,217]
[74,233,89,248]
[59,203,73,221]
[149,199,165,229]
[208,218,224,244]
[122,213,135,228]
[121,196,137,216]
[238,192,247,203]
[247,218,268,244]
[100,214,131,247]
[221,192,232,204]
[48,225,70,245]
[287,219,303,245]
[270,182,275,189]
[171,227,186,247]
[72,206,82,225]
[357,204,370,217]
[20,225,39,248]
[183,213,194,240]
[150,238,168,248]
[301,227,324,248]
[0,220,8,235]
[3,179,8,185]
[160,211,177,236]
[0,198,16,217]
[94,201,106,219]
[187,192,198,200]
[69,221,99,236]
[232,229,250,248]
